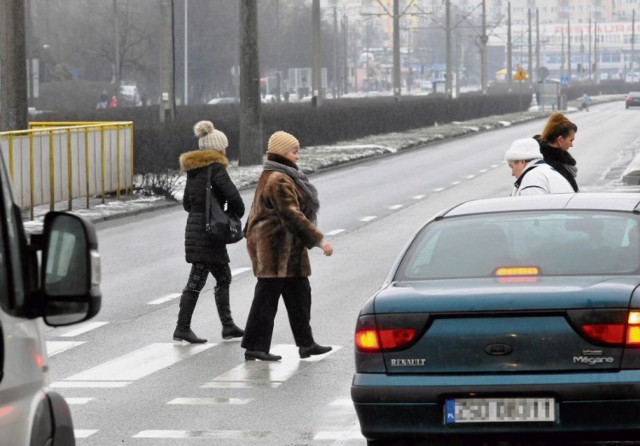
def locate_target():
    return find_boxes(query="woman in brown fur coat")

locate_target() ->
[241,131,333,361]
[173,121,245,344]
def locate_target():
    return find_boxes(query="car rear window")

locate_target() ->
[396,211,640,280]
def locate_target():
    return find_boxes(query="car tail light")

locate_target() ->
[570,310,640,346]
[627,311,640,345]
[355,314,427,352]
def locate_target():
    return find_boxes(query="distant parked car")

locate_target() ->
[626,91,640,108]
[207,97,236,105]
[353,193,640,445]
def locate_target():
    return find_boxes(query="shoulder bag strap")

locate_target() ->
[205,165,213,232]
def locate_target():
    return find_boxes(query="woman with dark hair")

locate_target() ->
[534,112,579,192]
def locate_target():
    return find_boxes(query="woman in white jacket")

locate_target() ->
[505,138,574,196]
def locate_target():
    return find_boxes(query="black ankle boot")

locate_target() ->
[173,326,207,343]
[174,291,207,343]
[299,343,332,358]
[222,324,244,340]
[244,350,282,361]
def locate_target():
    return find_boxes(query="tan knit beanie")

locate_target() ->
[267,131,299,156]
[194,120,228,152]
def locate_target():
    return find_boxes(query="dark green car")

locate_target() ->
[352,193,640,445]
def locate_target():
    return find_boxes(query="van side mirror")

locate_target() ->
[41,212,101,326]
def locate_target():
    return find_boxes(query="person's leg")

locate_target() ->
[282,277,332,358]
[210,263,244,339]
[174,263,209,343]
[241,278,283,358]
[281,277,314,347]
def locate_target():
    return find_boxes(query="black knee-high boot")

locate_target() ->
[215,285,244,340]
[173,290,207,343]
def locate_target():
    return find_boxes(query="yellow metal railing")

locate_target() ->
[0,122,134,220]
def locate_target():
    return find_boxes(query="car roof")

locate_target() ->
[440,193,640,218]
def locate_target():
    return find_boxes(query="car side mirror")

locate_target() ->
[41,212,101,326]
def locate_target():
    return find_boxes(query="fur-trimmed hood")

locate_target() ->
[179,149,229,172]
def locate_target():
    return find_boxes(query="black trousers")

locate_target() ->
[241,277,314,352]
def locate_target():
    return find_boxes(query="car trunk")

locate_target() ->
[375,276,638,374]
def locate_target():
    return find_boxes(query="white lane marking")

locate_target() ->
[202,344,340,389]
[479,169,488,173]
[491,164,500,168]
[412,194,426,200]
[433,187,445,192]
[148,293,181,305]
[314,431,364,440]
[389,204,403,210]
[60,322,108,337]
[330,399,354,406]
[326,229,345,236]
[133,430,270,439]
[52,381,132,388]
[74,430,99,438]
[466,174,475,179]
[167,397,252,405]
[451,181,461,185]
[360,216,377,222]
[66,398,94,404]
[231,267,251,276]
[202,381,281,389]
[63,343,215,382]
[46,341,85,357]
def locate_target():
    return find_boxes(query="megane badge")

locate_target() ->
[484,343,513,356]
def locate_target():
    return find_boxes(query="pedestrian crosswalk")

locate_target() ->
[47,337,364,443]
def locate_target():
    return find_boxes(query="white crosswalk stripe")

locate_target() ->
[46,341,85,357]
[52,342,214,387]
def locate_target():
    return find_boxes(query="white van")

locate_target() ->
[0,148,101,445]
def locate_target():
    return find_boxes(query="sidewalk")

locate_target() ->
[22,95,628,233]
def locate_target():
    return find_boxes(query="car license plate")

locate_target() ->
[445,398,555,423]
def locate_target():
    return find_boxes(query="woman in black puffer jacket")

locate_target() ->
[174,120,245,343]
[533,112,579,192]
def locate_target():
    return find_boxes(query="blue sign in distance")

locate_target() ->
[560,76,569,86]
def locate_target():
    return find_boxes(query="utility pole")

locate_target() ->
[507,2,512,92]
[392,0,401,100]
[0,0,29,131]
[159,0,175,122]
[312,0,322,106]
[113,0,120,99]
[480,0,488,94]
[567,20,572,81]
[445,0,452,97]
[594,20,599,82]
[527,8,532,87]
[333,4,338,98]
[184,0,188,105]
[631,9,636,73]
[560,28,565,78]
[238,0,262,166]
[536,8,540,82]
[588,18,592,81]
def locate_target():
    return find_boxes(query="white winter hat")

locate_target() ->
[194,120,228,152]
[504,138,541,161]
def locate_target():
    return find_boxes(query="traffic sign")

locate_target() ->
[514,67,528,81]
[560,76,569,86]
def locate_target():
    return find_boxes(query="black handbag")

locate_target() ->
[205,165,243,244]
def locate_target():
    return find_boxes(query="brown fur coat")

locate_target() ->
[245,154,323,278]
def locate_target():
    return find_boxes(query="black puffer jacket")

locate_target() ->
[179,150,245,265]
[534,135,579,192]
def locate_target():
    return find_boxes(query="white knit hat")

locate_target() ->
[504,138,541,161]
[194,120,228,152]
[267,131,299,156]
